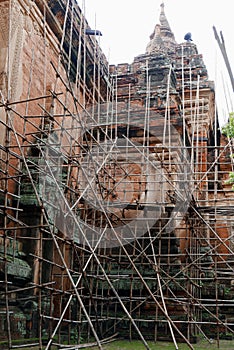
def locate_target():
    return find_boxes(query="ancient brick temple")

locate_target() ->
[0,1,234,349]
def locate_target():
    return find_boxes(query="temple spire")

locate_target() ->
[146,3,177,55]
[159,3,170,30]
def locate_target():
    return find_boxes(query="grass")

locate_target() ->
[84,339,234,350]
[2,339,234,350]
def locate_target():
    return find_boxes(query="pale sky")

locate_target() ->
[83,0,234,125]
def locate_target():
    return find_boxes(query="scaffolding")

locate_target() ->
[1,0,234,350]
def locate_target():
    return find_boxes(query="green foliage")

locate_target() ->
[226,172,234,186]
[222,113,234,189]
[221,112,234,137]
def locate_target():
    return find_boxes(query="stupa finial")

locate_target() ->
[146,2,176,54]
